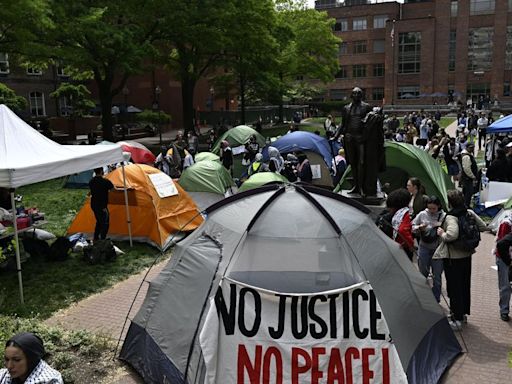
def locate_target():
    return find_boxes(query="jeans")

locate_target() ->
[418,246,443,302]
[92,207,110,240]
[496,257,511,315]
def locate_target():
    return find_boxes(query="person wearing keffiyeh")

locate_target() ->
[386,188,415,261]
[0,332,62,384]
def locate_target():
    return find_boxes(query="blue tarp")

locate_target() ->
[261,131,340,166]
[487,114,512,134]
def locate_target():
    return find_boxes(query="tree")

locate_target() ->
[269,1,341,122]
[0,84,27,112]
[50,83,95,118]
[42,1,159,141]
[156,0,237,134]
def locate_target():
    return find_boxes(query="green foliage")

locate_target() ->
[0,83,27,111]
[50,83,95,118]
[135,109,172,125]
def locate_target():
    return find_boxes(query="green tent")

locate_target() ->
[211,125,266,154]
[504,196,512,209]
[178,160,234,195]
[238,172,288,192]
[334,142,454,208]
[194,152,220,163]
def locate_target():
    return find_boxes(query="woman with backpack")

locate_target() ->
[412,195,446,303]
[434,190,486,330]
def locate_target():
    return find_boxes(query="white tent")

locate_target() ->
[0,104,127,303]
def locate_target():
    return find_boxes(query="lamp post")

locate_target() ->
[153,85,162,145]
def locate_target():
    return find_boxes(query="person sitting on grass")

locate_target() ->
[0,332,63,384]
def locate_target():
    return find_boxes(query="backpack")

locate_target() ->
[451,212,481,252]
[48,237,73,261]
[22,237,50,259]
[83,239,117,265]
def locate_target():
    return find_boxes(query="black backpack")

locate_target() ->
[48,237,73,261]
[22,238,50,259]
[83,239,117,265]
[452,211,481,252]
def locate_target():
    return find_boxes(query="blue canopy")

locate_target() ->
[487,114,512,134]
[262,131,338,166]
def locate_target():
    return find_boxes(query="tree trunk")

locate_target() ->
[181,78,196,135]
[99,86,114,142]
[240,74,246,125]
[278,72,284,124]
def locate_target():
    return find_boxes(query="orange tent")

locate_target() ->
[67,164,203,250]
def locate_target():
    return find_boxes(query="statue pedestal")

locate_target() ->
[340,190,386,220]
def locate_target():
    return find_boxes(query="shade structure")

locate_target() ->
[487,114,512,134]
[68,164,203,250]
[120,184,461,384]
[211,125,265,154]
[238,172,288,192]
[335,142,454,209]
[194,151,220,163]
[262,130,338,166]
[117,140,156,164]
[0,103,125,304]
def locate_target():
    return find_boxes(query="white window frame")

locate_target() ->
[29,91,46,117]
[27,67,43,76]
[353,17,367,31]
[0,53,9,74]
[59,96,71,116]
[373,15,387,29]
[56,65,68,77]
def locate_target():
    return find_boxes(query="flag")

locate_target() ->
[390,23,395,47]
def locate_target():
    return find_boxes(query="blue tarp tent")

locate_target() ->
[261,131,339,166]
[487,114,512,134]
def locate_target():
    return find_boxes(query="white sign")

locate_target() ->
[148,173,178,198]
[311,164,322,179]
[232,145,247,156]
[200,280,407,384]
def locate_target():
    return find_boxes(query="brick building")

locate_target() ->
[315,0,512,108]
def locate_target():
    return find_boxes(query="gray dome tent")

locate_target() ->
[120,184,461,384]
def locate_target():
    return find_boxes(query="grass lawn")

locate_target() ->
[0,178,165,319]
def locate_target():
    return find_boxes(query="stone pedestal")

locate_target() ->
[340,190,386,221]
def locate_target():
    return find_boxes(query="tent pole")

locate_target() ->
[10,190,24,304]
[121,163,133,247]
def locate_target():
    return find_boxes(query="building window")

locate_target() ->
[335,66,348,79]
[373,39,385,53]
[451,1,458,17]
[56,65,68,77]
[339,42,348,55]
[353,41,367,54]
[372,88,384,101]
[0,53,9,74]
[398,86,420,100]
[506,26,512,70]
[448,30,456,71]
[470,0,495,15]
[504,81,511,97]
[334,18,348,32]
[509,0,512,11]
[373,15,387,29]
[373,63,385,77]
[26,67,42,76]
[398,32,421,74]
[59,96,71,116]
[353,64,366,78]
[330,89,347,101]
[468,27,493,71]
[353,17,367,31]
[29,91,46,116]
[467,83,490,101]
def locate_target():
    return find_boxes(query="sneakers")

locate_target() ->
[500,313,510,322]
[449,319,462,331]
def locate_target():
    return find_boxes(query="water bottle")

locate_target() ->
[481,168,489,189]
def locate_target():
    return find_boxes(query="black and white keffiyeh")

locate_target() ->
[0,360,63,384]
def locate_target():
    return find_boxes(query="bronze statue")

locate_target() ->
[335,87,384,197]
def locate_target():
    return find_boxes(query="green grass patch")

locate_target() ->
[0,178,167,319]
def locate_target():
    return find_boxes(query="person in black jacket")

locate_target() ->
[89,168,114,241]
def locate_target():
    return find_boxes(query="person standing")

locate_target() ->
[435,190,486,330]
[220,140,233,175]
[89,167,114,241]
[460,143,478,208]
[406,177,427,219]
[477,112,488,151]
[494,213,512,322]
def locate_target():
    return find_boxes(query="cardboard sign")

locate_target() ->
[148,173,178,198]
[200,279,407,384]
[311,164,322,179]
